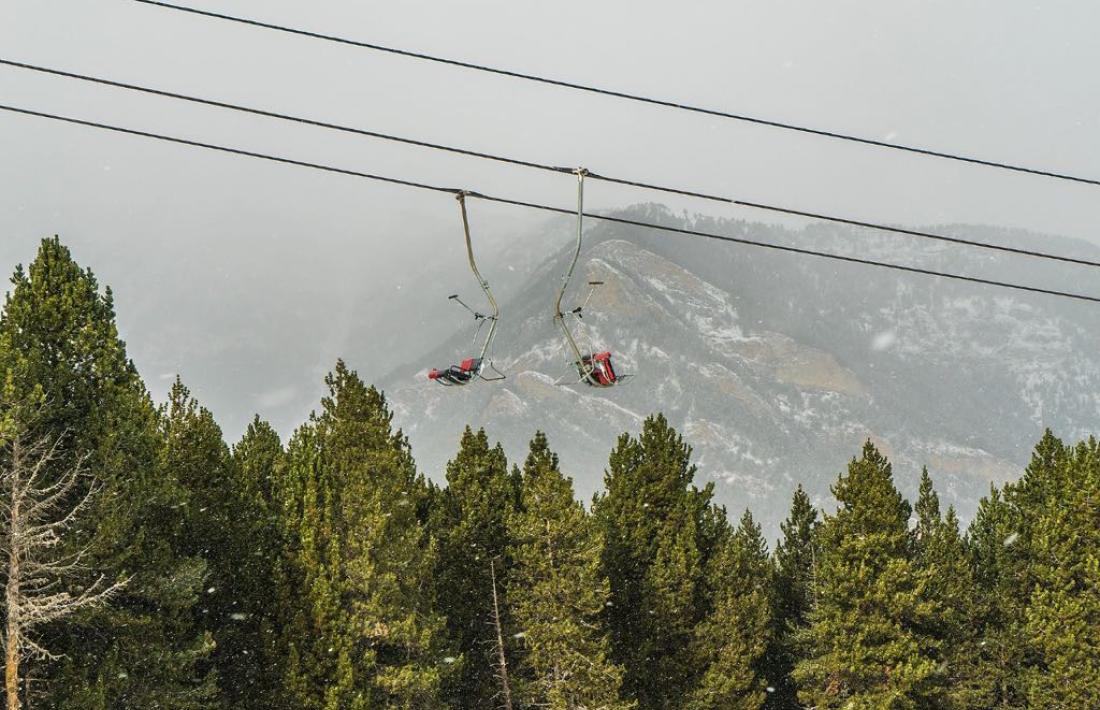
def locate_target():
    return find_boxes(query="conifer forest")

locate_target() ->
[1,237,1097,710]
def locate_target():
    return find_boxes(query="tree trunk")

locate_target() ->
[5,447,22,710]
[5,606,20,710]
[489,560,513,710]
[5,617,19,710]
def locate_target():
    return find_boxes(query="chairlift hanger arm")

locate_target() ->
[456,192,502,372]
[549,173,628,388]
[553,169,588,321]
[554,169,591,373]
[428,191,507,386]
[457,192,499,321]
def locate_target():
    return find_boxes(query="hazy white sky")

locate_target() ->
[1,0,1098,436]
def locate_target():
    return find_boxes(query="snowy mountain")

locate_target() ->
[384,206,1100,535]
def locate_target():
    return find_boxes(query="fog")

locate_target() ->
[2,0,1098,440]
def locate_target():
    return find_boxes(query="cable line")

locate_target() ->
[0,60,573,175]
[132,0,1100,188]
[5,58,1098,270]
[2,102,1097,305]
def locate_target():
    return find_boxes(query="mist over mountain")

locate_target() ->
[6,207,1094,537]
[384,206,1100,535]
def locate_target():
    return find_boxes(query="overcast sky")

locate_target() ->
[2,0,1098,436]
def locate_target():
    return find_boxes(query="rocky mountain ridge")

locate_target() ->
[383,207,1100,535]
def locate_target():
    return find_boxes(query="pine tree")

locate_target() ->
[794,441,942,708]
[157,380,234,705]
[767,484,818,708]
[913,469,940,553]
[229,416,288,709]
[235,415,282,509]
[0,237,217,709]
[1021,438,1100,707]
[961,431,1074,708]
[431,427,520,709]
[911,469,975,709]
[506,432,630,710]
[958,486,1027,708]
[686,511,773,710]
[278,361,447,709]
[593,414,721,709]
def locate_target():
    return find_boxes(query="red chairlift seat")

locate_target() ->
[428,357,482,386]
[581,351,619,386]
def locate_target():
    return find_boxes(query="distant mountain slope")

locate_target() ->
[384,207,1100,535]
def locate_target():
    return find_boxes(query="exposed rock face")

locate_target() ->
[385,207,1100,535]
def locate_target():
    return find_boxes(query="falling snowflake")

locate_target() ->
[872,330,897,351]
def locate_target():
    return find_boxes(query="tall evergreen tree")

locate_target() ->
[686,511,773,710]
[912,469,940,550]
[958,486,1027,708]
[911,469,974,709]
[278,361,447,709]
[593,414,722,709]
[229,416,288,709]
[506,432,630,710]
[962,431,1073,708]
[157,380,233,707]
[1021,438,1100,708]
[0,238,217,709]
[431,427,520,708]
[767,484,818,708]
[794,442,942,708]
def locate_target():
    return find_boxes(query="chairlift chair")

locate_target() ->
[427,192,506,386]
[553,169,630,387]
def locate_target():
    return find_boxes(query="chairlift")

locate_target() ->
[427,192,506,386]
[553,169,630,387]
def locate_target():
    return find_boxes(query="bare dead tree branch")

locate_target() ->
[1,426,128,710]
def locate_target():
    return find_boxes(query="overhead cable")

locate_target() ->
[2,102,1097,305]
[4,58,1097,270]
[131,0,1100,188]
